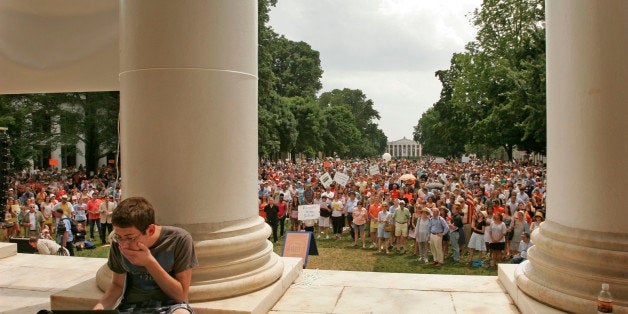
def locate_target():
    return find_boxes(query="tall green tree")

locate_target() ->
[320,106,361,158]
[272,37,323,99]
[286,96,324,158]
[318,88,387,156]
[415,0,545,159]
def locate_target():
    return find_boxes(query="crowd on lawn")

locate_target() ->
[259,157,544,267]
[2,156,543,268]
[2,165,121,255]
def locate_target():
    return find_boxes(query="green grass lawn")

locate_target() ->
[77,231,497,276]
[272,233,497,276]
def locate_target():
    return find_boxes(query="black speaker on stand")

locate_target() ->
[0,127,11,223]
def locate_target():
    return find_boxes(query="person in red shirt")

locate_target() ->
[389,184,400,200]
[277,194,287,238]
[86,194,102,241]
[492,202,505,215]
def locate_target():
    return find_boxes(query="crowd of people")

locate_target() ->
[259,157,545,267]
[2,165,121,255]
[3,156,545,269]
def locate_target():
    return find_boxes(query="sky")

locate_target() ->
[268,0,482,142]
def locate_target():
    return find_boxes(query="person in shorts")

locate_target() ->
[93,197,198,313]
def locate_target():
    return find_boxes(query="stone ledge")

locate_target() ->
[499,263,565,314]
[52,256,303,314]
[0,242,16,259]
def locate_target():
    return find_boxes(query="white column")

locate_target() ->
[50,117,62,169]
[76,139,85,169]
[96,0,283,302]
[516,1,628,312]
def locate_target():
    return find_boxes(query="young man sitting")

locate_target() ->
[93,197,198,313]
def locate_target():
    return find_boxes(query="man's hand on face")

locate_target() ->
[120,242,154,267]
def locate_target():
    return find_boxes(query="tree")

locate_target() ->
[271,37,323,99]
[415,0,546,159]
[318,88,387,156]
[320,106,361,158]
[0,92,119,173]
[286,96,324,158]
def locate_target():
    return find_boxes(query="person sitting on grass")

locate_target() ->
[511,232,534,264]
[93,197,198,313]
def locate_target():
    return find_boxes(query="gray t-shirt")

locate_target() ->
[108,226,198,304]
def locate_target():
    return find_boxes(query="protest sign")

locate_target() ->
[461,156,470,163]
[298,204,320,221]
[319,172,333,188]
[333,172,350,187]
[435,157,446,164]
[369,165,380,176]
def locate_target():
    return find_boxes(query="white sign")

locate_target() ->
[333,172,350,187]
[369,165,380,176]
[319,172,333,188]
[298,204,320,221]
[435,157,446,164]
[461,156,470,163]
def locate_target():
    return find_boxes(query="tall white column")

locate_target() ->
[76,139,86,169]
[96,0,283,302]
[50,117,62,169]
[516,1,628,312]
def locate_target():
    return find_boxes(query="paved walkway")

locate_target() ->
[0,242,519,313]
[271,269,519,313]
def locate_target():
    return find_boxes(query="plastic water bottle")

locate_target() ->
[597,283,613,313]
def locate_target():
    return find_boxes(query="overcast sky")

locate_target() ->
[268,0,482,142]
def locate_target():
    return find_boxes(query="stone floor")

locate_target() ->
[0,242,522,313]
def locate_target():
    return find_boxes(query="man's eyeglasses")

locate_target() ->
[111,232,142,243]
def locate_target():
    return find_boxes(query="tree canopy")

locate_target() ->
[414,0,546,159]
[257,1,387,159]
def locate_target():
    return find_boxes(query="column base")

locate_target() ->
[515,221,628,313]
[53,256,303,313]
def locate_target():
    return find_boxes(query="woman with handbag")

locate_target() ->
[377,203,392,254]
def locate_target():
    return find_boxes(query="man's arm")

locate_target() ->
[123,242,192,303]
[147,267,192,303]
[93,272,125,310]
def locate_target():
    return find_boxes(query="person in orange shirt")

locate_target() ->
[258,194,268,221]
[389,184,400,200]
[86,193,102,241]
[491,201,505,215]
[368,195,383,249]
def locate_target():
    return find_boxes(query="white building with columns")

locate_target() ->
[386,137,422,158]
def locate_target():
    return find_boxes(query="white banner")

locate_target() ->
[435,157,446,164]
[333,172,350,187]
[369,165,380,176]
[461,156,470,163]
[298,204,320,221]
[319,172,333,188]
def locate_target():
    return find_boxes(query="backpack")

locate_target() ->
[58,217,79,237]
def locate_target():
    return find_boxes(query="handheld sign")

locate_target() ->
[282,231,312,268]
[319,172,333,188]
[461,156,470,163]
[435,157,446,164]
[298,204,320,221]
[369,165,380,176]
[333,172,350,187]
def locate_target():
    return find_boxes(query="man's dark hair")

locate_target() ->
[112,197,155,233]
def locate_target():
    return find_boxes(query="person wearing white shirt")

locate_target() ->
[99,195,117,244]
